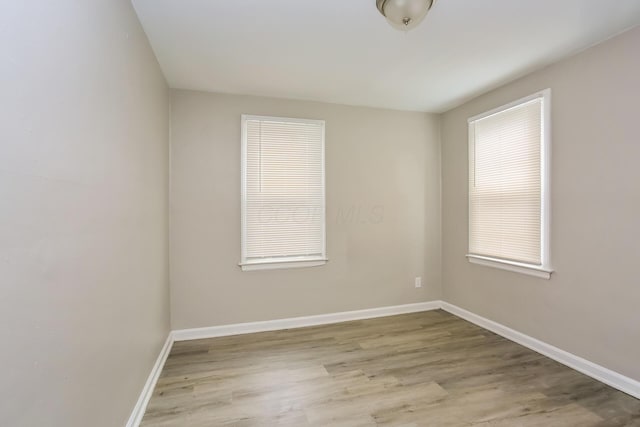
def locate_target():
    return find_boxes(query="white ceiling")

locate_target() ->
[132,0,640,113]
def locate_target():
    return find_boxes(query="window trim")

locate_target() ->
[240,114,327,272]
[466,89,552,279]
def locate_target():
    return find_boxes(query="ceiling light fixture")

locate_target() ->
[376,0,434,31]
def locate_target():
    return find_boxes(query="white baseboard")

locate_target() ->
[126,333,174,427]
[440,301,640,400]
[172,301,441,341]
[128,299,639,426]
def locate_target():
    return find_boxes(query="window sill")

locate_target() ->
[239,257,328,271]
[466,254,552,279]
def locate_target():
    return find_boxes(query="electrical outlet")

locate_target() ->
[414,277,422,288]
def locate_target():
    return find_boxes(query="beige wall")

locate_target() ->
[441,26,640,381]
[170,90,441,329]
[0,1,170,426]
[5,3,637,423]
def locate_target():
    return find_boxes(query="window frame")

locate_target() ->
[466,89,552,279]
[240,114,327,272]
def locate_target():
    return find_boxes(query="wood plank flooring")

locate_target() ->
[141,310,640,426]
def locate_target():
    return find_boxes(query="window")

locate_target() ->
[467,89,552,279]
[240,115,326,271]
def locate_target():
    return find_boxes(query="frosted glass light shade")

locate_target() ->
[376,0,434,31]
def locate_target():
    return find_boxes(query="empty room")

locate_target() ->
[3,0,640,426]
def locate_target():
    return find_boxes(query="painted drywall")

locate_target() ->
[0,1,170,426]
[441,26,640,381]
[170,90,441,329]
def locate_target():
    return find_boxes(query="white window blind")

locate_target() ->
[468,90,551,276]
[241,115,326,271]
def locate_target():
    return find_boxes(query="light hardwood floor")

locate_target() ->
[141,310,640,426]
